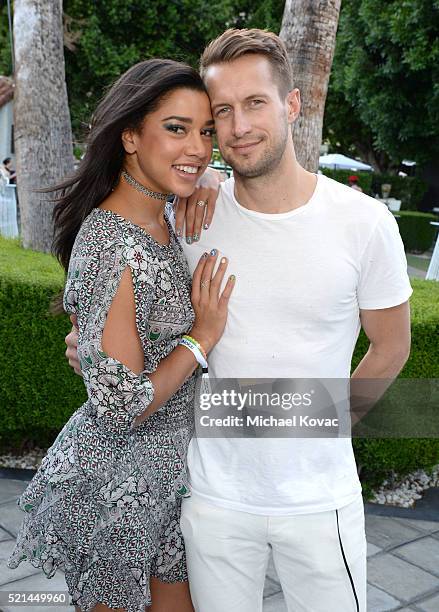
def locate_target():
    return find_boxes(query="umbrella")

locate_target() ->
[319,153,373,171]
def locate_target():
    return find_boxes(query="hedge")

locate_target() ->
[395,211,437,253]
[320,168,428,212]
[371,173,428,211]
[320,168,373,194]
[1,238,439,494]
[0,238,86,451]
[351,279,439,493]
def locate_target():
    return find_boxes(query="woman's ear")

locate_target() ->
[121,128,137,154]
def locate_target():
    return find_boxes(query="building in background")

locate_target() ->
[0,76,14,163]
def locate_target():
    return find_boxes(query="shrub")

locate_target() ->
[320,168,373,194]
[371,173,428,211]
[352,278,439,496]
[396,211,437,253]
[321,168,428,212]
[1,240,438,494]
[0,238,86,451]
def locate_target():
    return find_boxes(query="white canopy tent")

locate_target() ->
[319,153,373,171]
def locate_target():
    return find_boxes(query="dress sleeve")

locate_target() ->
[66,224,158,435]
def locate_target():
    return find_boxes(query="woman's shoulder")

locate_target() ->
[73,208,157,260]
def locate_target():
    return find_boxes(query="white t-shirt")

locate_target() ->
[180,174,412,515]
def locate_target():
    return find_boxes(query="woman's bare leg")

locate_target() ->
[74,578,193,611]
[149,577,194,612]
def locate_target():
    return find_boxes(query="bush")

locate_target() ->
[352,278,439,495]
[1,240,439,494]
[396,211,437,253]
[320,168,373,194]
[320,169,428,212]
[371,174,428,211]
[0,238,86,451]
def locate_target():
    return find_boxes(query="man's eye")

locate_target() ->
[251,99,264,107]
[165,125,186,134]
[216,107,230,117]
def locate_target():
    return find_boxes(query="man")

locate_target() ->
[66,29,411,612]
[348,175,363,192]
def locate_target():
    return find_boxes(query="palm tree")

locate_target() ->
[14,0,74,252]
[280,0,342,172]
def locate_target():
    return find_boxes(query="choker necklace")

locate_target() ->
[122,170,170,201]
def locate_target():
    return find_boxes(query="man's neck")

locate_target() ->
[233,150,317,214]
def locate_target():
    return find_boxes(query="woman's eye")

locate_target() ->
[165,125,186,134]
[202,128,216,137]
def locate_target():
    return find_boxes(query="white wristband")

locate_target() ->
[179,337,208,369]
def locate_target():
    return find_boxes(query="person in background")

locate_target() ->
[1,157,16,184]
[348,174,363,192]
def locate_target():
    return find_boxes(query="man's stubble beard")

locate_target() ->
[220,122,289,179]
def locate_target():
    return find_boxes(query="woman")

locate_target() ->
[7,59,234,612]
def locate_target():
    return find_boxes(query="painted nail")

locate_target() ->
[230,274,236,281]
[210,249,217,256]
[186,236,192,245]
[204,223,209,230]
[193,234,199,242]
[202,252,208,258]
[176,228,182,237]
[221,257,227,264]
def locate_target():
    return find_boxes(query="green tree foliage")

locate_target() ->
[0,0,283,136]
[0,2,13,74]
[63,0,284,135]
[324,0,439,170]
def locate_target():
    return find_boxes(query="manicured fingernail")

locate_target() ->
[186,236,192,245]
[230,275,236,281]
[193,234,199,242]
[221,257,227,264]
[176,228,182,237]
[210,249,217,256]
[202,252,208,258]
[204,223,209,230]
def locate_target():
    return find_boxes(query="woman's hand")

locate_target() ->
[174,167,223,244]
[189,249,235,353]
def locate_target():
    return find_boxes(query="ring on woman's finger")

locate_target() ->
[197,200,207,207]
[201,280,210,288]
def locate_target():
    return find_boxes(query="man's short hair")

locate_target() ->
[200,28,294,98]
[2,158,11,165]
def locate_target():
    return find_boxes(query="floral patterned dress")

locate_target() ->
[7,207,197,611]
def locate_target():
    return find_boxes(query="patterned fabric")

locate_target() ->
[7,207,197,611]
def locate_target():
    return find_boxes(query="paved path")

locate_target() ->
[0,478,438,611]
[407,265,427,279]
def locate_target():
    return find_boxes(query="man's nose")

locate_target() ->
[232,110,252,138]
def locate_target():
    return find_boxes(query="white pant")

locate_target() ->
[180,493,366,612]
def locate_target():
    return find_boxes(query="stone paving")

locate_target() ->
[0,478,438,611]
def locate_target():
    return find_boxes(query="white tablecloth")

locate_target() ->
[426,222,439,281]
[0,181,19,238]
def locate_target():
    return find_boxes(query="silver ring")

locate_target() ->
[201,280,210,288]
[197,200,207,208]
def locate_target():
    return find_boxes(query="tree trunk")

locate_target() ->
[280,0,341,172]
[14,0,74,252]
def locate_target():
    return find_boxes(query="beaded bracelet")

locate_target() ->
[179,337,208,369]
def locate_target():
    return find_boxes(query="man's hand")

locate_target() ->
[174,167,224,243]
[65,314,82,376]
